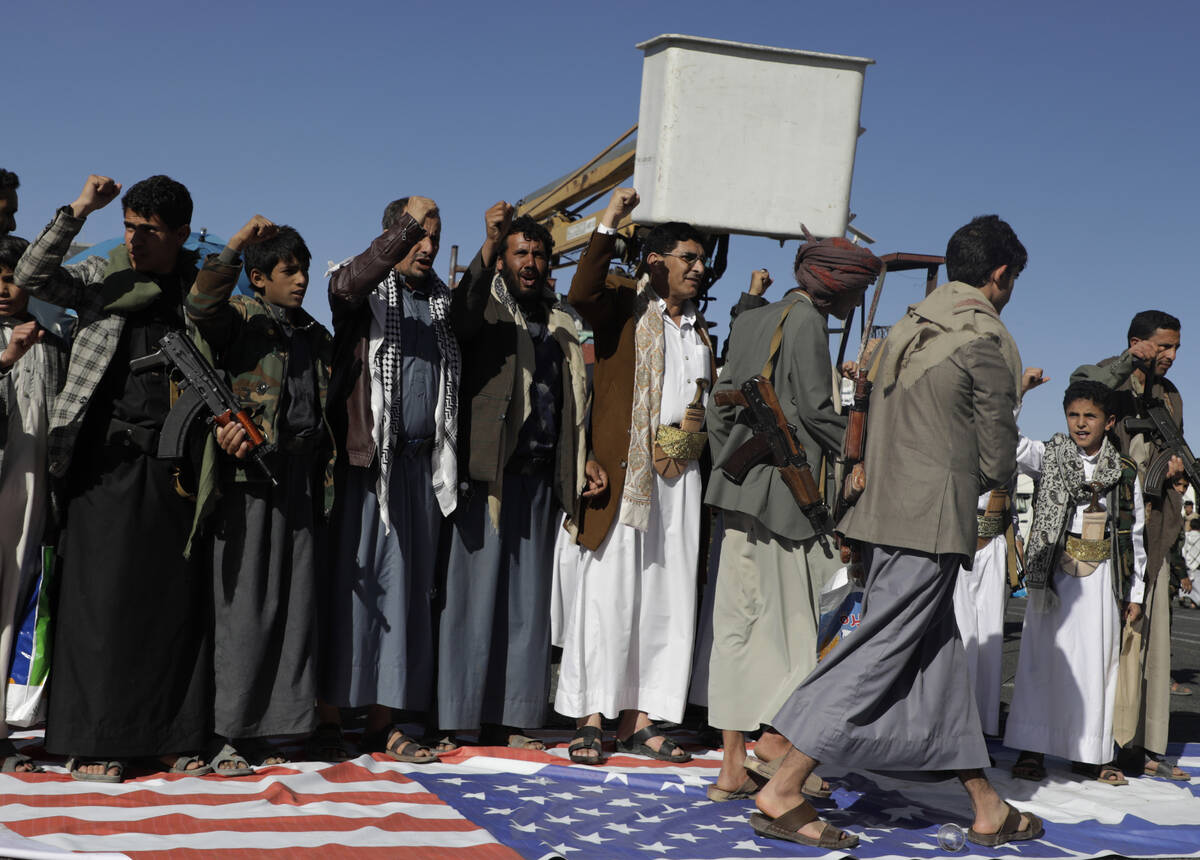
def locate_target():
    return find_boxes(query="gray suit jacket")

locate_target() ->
[838,333,1018,561]
[706,291,846,541]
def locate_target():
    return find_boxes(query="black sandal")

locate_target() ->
[568,725,604,765]
[304,722,351,762]
[615,725,691,762]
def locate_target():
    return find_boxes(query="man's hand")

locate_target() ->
[1166,455,1185,480]
[70,175,122,218]
[840,360,859,378]
[484,201,514,245]
[1125,602,1143,624]
[1021,367,1050,395]
[228,215,278,252]
[1128,340,1160,364]
[601,188,639,229]
[403,195,438,227]
[0,319,45,371]
[748,268,772,297]
[214,421,252,459]
[582,460,609,498]
[1182,577,1193,594]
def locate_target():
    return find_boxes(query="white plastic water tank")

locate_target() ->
[632,34,873,239]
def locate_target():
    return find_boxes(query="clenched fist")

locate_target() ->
[748,268,772,297]
[228,215,279,252]
[403,196,439,227]
[0,319,44,371]
[71,175,122,218]
[601,187,639,229]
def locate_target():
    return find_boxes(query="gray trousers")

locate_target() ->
[772,543,990,772]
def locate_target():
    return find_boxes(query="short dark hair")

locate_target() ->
[1127,310,1181,343]
[244,226,311,287]
[945,215,1027,287]
[0,234,29,270]
[501,215,554,258]
[643,221,706,259]
[0,169,18,192]
[121,175,192,230]
[382,198,409,231]
[1062,379,1114,415]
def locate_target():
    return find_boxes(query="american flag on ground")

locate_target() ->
[2,730,1198,859]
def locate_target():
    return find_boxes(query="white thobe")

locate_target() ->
[1003,438,1147,764]
[554,299,710,721]
[953,491,1010,736]
[0,332,49,737]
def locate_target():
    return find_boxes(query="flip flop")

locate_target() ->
[166,754,213,776]
[568,725,603,765]
[615,726,691,763]
[749,800,859,848]
[967,804,1044,847]
[1070,761,1127,786]
[1144,757,1192,781]
[0,741,43,774]
[706,776,760,802]
[210,743,254,777]
[1171,682,1193,697]
[479,725,545,750]
[363,727,438,764]
[67,758,125,783]
[743,758,832,798]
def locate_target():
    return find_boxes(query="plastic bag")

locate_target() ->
[817,565,863,661]
[6,546,55,727]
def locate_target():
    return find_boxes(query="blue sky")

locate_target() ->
[6,0,1196,441]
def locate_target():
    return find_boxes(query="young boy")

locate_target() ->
[0,235,67,773]
[1004,379,1146,784]
[186,217,334,772]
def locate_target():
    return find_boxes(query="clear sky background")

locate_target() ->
[6,0,1196,442]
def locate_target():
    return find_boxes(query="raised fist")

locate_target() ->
[229,215,278,252]
[749,268,772,297]
[403,195,439,227]
[1021,367,1049,395]
[484,201,514,244]
[0,319,44,370]
[601,187,639,228]
[71,175,122,218]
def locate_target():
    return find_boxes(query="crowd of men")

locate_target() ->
[0,166,1191,849]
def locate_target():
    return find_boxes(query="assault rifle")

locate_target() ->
[714,375,834,537]
[130,330,278,485]
[1123,404,1199,501]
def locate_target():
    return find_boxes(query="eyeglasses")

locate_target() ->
[659,251,711,269]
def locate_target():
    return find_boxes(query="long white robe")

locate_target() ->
[553,301,709,721]
[1003,438,1147,764]
[953,492,1010,736]
[0,333,49,737]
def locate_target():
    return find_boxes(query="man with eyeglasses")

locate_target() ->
[552,187,716,764]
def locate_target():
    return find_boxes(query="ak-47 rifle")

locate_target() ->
[834,263,888,563]
[130,330,279,485]
[714,375,834,537]
[1123,364,1199,500]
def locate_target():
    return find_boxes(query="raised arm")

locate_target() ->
[450,201,513,340]
[328,195,437,309]
[14,174,122,308]
[567,187,638,330]
[1070,342,1157,389]
[187,215,279,351]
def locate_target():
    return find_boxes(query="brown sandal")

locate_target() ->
[706,776,761,802]
[749,800,858,848]
[743,758,832,798]
[967,804,1044,847]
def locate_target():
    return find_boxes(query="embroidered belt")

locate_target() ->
[976,513,1006,540]
[654,424,707,461]
[1065,534,1110,562]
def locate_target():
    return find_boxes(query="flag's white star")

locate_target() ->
[695,823,731,832]
[574,807,608,817]
[660,804,688,815]
[635,791,665,800]
[604,771,630,784]
[608,797,639,808]
[721,813,750,823]
[635,813,665,824]
[659,780,689,793]
[578,784,607,794]
[676,773,709,786]
[483,807,515,815]
[546,813,580,825]
[440,777,465,785]
[464,792,486,800]
[522,795,549,805]
[856,831,880,843]
[549,791,580,800]
[605,822,642,835]
[669,832,703,843]
[636,841,676,852]
[495,784,524,794]
[523,776,552,785]
[731,839,764,852]
[510,821,542,833]
[546,843,578,855]
[573,831,613,845]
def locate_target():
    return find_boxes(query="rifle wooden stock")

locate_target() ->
[842,371,871,463]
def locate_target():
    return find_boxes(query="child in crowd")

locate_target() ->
[1004,379,1146,785]
[0,235,68,773]
[1183,519,1200,610]
[186,217,334,773]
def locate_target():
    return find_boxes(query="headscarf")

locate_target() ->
[792,229,882,312]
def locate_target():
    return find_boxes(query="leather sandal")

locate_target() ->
[362,726,437,764]
[749,800,858,848]
[615,725,691,762]
[567,725,603,765]
[743,758,832,798]
[967,804,1044,847]
[1071,760,1127,786]
[67,757,126,783]
[210,743,254,777]
[706,776,760,802]
[1011,752,1046,781]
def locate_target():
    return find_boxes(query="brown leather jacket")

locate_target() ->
[327,213,427,468]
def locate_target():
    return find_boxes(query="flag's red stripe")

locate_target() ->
[8,811,486,838]
[9,787,446,808]
[124,845,521,860]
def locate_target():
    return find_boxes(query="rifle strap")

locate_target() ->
[760,296,803,380]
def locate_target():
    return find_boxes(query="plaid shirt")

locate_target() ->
[13,206,177,476]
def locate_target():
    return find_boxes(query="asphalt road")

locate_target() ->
[1001,595,1200,745]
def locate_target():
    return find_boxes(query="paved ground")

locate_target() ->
[1001,595,1200,745]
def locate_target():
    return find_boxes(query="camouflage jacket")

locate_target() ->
[186,252,335,515]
